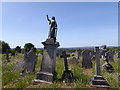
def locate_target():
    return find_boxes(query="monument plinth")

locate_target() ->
[34,38,60,84]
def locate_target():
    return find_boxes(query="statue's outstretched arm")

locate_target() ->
[46,15,50,21]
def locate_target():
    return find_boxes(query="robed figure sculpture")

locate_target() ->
[46,15,57,42]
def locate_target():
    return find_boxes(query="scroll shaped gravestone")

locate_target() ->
[22,48,38,75]
[61,51,75,82]
[90,47,110,88]
[102,52,114,73]
[82,50,92,69]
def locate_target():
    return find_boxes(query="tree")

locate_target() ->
[10,48,16,56]
[1,41,11,53]
[24,43,35,52]
[15,46,21,53]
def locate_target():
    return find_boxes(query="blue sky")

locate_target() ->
[2,2,118,48]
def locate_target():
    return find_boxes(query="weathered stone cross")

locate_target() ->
[61,51,69,71]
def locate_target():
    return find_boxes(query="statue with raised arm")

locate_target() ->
[46,15,57,42]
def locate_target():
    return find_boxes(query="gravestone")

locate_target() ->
[102,52,114,73]
[22,48,38,75]
[57,50,63,58]
[68,57,79,65]
[60,53,70,58]
[90,47,110,88]
[78,51,81,56]
[82,50,92,69]
[75,51,81,61]
[90,51,95,61]
[6,50,9,62]
[61,51,75,82]
[107,51,114,62]
[118,52,120,58]
[14,61,25,71]
[100,51,106,60]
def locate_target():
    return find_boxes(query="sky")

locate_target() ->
[1,2,118,48]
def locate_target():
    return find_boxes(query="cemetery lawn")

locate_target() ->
[2,53,120,89]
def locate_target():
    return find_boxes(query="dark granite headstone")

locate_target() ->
[57,50,63,58]
[82,50,92,69]
[107,51,114,62]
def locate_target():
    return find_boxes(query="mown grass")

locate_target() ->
[2,53,119,89]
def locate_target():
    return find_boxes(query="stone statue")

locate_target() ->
[46,15,57,41]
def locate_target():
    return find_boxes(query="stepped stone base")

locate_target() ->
[32,79,53,84]
[33,71,57,84]
[61,70,75,82]
[90,75,110,88]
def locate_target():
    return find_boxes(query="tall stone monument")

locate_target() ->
[90,47,110,88]
[33,15,60,84]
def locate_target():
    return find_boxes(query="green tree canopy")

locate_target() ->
[15,46,21,53]
[24,43,35,52]
[1,40,11,53]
